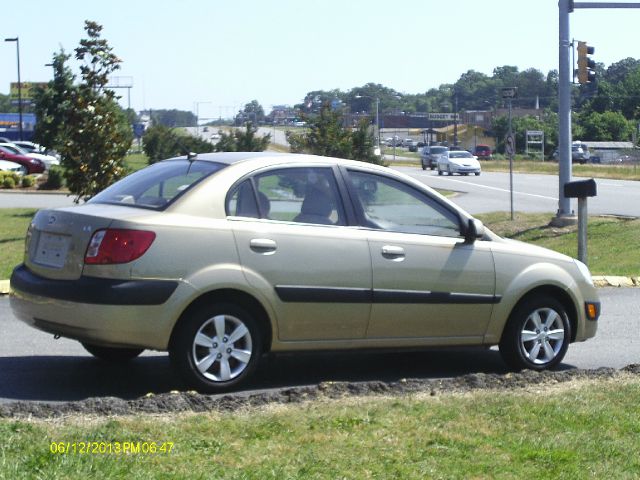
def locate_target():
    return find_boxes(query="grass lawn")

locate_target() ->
[1,377,638,479]
[476,212,640,276]
[0,209,36,279]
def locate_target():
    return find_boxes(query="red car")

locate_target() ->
[0,147,45,174]
[473,144,493,160]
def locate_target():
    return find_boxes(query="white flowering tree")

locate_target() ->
[46,21,132,201]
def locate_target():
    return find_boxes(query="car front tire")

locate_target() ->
[170,303,262,393]
[499,295,571,371]
[82,343,144,362]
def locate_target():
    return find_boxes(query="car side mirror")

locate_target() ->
[464,218,485,244]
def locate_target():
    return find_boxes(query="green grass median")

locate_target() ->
[1,377,638,478]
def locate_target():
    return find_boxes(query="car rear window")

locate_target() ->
[89,159,226,209]
[430,147,448,154]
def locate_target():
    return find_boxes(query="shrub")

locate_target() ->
[2,176,16,189]
[40,166,64,190]
[21,175,36,188]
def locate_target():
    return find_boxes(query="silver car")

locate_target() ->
[10,152,600,392]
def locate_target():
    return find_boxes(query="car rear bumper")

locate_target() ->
[9,264,185,350]
[10,264,178,305]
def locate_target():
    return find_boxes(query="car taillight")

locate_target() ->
[85,229,156,265]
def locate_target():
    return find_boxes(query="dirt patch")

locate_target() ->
[1,365,638,419]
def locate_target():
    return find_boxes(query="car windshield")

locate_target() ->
[431,147,448,154]
[89,159,226,209]
[450,151,473,158]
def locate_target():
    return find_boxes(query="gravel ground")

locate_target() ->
[1,364,638,419]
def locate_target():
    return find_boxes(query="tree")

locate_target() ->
[143,124,214,163]
[32,50,75,151]
[579,111,634,141]
[286,103,381,164]
[59,21,133,201]
[214,123,270,152]
[32,21,133,201]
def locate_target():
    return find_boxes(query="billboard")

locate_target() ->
[9,82,48,105]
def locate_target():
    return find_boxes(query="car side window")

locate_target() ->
[253,167,345,225]
[348,170,461,237]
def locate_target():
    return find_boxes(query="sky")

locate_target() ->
[2,0,640,120]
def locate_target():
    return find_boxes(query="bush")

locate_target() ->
[40,166,64,190]
[2,176,16,189]
[21,175,36,188]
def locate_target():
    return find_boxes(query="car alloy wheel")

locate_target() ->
[170,303,262,392]
[499,295,571,371]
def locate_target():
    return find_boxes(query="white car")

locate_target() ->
[0,159,27,175]
[0,143,59,170]
[437,150,481,176]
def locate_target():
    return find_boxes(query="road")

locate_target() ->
[395,167,640,217]
[0,288,638,404]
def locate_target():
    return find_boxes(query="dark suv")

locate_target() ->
[420,145,449,170]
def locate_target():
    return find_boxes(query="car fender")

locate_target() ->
[176,263,280,340]
[483,261,581,344]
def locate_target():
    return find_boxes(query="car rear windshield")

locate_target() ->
[430,147,448,154]
[89,160,226,209]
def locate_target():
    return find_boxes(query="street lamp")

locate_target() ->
[4,37,23,141]
[355,95,380,152]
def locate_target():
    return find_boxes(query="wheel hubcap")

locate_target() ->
[520,308,565,365]
[192,314,253,382]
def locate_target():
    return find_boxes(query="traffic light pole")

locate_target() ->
[555,0,640,226]
[556,0,573,224]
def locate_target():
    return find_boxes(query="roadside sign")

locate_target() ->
[505,133,516,156]
[502,87,518,99]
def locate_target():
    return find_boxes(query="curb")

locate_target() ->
[1,277,638,297]
[592,276,640,288]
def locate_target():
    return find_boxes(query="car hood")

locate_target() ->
[449,157,480,166]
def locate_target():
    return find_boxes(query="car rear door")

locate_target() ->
[228,166,372,342]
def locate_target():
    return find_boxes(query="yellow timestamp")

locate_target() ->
[49,441,174,455]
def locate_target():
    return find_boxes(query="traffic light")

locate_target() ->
[577,41,596,84]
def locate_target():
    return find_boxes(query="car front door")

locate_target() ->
[346,169,497,344]
[228,166,371,342]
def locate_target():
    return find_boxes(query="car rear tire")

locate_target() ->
[170,303,262,393]
[82,343,144,362]
[475,172,481,176]
[499,295,571,371]
[421,163,426,170]
[437,168,443,176]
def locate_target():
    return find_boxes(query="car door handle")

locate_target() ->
[381,245,405,260]
[249,238,277,254]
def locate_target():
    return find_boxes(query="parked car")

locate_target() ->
[10,152,600,392]
[420,145,449,170]
[12,141,43,154]
[473,144,493,160]
[0,147,45,174]
[571,144,590,164]
[437,150,482,176]
[0,159,27,175]
[0,143,59,170]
